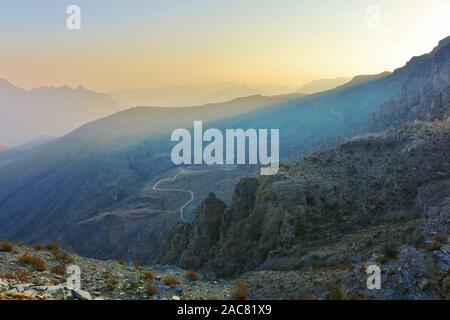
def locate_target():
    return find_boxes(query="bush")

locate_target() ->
[16,269,29,283]
[52,265,66,275]
[0,240,14,252]
[185,270,198,282]
[164,276,181,286]
[2,272,15,280]
[33,242,44,251]
[18,253,33,265]
[30,256,47,272]
[432,234,444,243]
[55,252,73,266]
[146,284,157,296]
[118,257,126,265]
[45,242,60,252]
[18,253,47,272]
[231,280,249,300]
[106,278,118,291]
[133,260,140,269]
[16,240,26,247]
[144,272,154,281]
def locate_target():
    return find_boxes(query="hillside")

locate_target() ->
[162,120,450,299]
[0,242,233,300]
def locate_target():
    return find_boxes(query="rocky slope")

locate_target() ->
[161,120,450,299]
[0,243,233,300]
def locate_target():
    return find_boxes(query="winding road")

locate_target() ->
[152,168,194,223]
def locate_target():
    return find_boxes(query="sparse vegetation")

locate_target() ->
[52,265,66,275]
[105,278,118,291]
[16,269,30,282]
[18,253,33,265]
[164,276,181,286]
[2,272,15,280]
[118,257,126,265]
[16,240,26,247]
[0,240,14,252]
[30,256,47,272]
[144,272,154,281]
[146,284,157,296]
[186,270,198,282]
[33,242,43,251]
[17,253,47,272]
[55,252,74,267]
[45,242,59,252]
[231,280,249,300]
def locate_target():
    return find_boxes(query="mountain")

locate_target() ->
[109,83,296,108]
[0,37,448,268]
[339,72,392,89]
[0,80,122,147]
[0,93,304,262]
[160,37,450,299]
[297,77,351,94]
[162,121,450,299]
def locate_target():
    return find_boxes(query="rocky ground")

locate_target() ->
[0,244,233,300]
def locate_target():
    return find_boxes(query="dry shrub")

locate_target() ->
[146,284,157,296]
[118,257,126,265]
[2,272,15,280]
[144,272,154,281]
[133,260,140,269]
[185,270,198,282]
[33,242,43,251]
[432,234,444,243]
[52,265,66,275]
[30,256,47,272]
[45,243,60,252]
[231,280,249,300]
[16,240,26,247]
[0,240,14,252]
[106,278,118,291]
[164,276,181,286]
[16,269,30,283]
[55,252,73,266]
[18,253,33,265]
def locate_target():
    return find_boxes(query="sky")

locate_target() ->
[0,0,449,92]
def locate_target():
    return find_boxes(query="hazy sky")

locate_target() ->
[0,0,449,92]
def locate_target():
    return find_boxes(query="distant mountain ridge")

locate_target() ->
[297,77,351,94]
[0,80,122,147]
[109,82,296,108]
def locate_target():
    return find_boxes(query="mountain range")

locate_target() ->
[0,80,122,147]
[0,36,449,276]
[109,83,296,108]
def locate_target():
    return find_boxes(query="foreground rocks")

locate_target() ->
[0,245,232,300]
